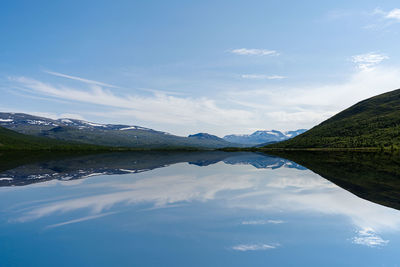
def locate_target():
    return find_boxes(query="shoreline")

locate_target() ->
[1,146,399,153]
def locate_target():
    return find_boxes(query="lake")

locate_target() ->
[0,151,400,266]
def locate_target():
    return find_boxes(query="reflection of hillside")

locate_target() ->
[265,151,400,211]
[0,151,304,187]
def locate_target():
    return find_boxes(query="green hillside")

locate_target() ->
[267,88,400,149]
[0,126,107,151]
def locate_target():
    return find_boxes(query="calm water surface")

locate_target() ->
[0,152,399,266]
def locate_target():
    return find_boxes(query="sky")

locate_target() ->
[1,0,400,136]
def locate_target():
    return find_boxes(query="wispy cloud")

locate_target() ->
[46,212,116,229]
[241,219,284,225]
[9,76,254,130]
[241,74,286,80]
[29,112,85,121]
[44,70,118,88]
[230,48,279,56]
[351,52,388,71]
[232,243,278,251]
[8,60,400,136]
[228,64,400,132]
[374,8,400,21]
[366,8,400,30]
[352,228,389,247]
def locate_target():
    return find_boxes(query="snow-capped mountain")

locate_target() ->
[223,129,307,145]
[0,112,306,148]
[0,112,236,148]
[0,113,156,132]
[57,118,155,131]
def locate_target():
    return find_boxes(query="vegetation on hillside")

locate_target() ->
[0,126,212,151]
[0,126,111,151]
[267,89,400,149]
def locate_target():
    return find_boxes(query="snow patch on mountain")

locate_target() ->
[223,129,307,145]
[82,121,106,127]
[27,120,58,126]
[60,119,73,123]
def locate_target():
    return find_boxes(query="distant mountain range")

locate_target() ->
[267,88,400,149]
[223,129,307,145]
[0,113,238,149]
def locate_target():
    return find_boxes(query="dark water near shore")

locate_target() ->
[0,151,400,266]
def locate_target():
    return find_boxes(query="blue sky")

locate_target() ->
[2,0,400,136]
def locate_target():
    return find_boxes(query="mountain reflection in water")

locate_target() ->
[0,151,398,212]
[1,151,400,266]
[0,151,304,187]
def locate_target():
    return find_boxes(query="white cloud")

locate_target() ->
[28,112,85,121]
[386,8,400,20]
[228,64,400,132]
[241,74,286,80]
[368,8,400,29]
[44,70,118,88]
[10,76,254,133]
[351,52,388,71]
[0,110,86,122]
[230,48,279,56]
[242,220,284,225]
[352,228,389,247]
[8,63,400,136]
[232,243,278,251]
[46,212,116,229]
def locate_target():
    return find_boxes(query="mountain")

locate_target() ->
[223,129,307,145]
[186,133,239,147]
[189,133,220,140]
[0,113,237,149]
[267,89,400,149]
[0,126,104,150]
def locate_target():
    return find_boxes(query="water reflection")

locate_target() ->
[0,151,400,266]
[266,151,400,211]
[0,151,304,186]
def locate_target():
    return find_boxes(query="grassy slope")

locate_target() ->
[0,126,211,151]
[0,126,111,151]
[267,88,400,149]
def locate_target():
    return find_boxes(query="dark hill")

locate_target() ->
[267,88,400,149]
[0,126,106,151]
[188,133,224,141]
